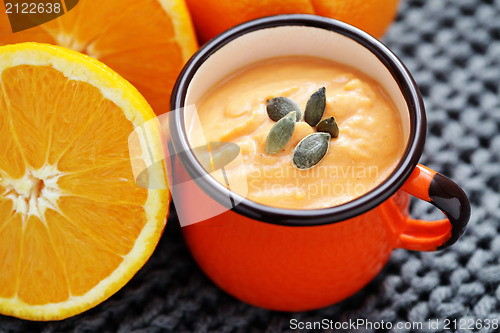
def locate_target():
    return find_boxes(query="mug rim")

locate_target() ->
[170,14,426,226]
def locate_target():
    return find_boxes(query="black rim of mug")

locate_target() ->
[169,14,427,226]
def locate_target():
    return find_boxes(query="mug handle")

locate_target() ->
[398,164,471,251]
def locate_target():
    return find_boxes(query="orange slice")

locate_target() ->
[0,43,169,321]
[0,0,198,115]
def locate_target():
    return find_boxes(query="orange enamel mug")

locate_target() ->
[167,15,471,311]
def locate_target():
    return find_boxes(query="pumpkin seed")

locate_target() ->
[265,111,296,155]
[292,132,330,169]
[316,116,339,138]
[304,87,326,126]
[266,97,302,122]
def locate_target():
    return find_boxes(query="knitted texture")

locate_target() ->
[1,0,498,331]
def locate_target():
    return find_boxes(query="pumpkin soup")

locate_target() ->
[193,57,405,209]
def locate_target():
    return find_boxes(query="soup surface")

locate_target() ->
[193,57,405,209]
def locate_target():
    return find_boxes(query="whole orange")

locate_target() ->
[186,0,400,43]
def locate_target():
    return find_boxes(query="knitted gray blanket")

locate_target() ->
[0,0,498,332]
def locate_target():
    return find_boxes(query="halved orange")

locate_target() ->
[0,43,169,321]
[0,0,198,115]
